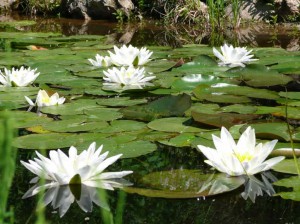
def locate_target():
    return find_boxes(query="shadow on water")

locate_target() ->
[1,12,300,49]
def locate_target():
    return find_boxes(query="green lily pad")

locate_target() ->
[40,99,100,115]
[83,107,123,121]
[96,97,147,107]
[272,158,300,175]
[274,176,300,201]
[148,117,205,133]
[225,64,293,87]
[192,111,260,129]
[121,94,191,121]
[97,120,147,133]
[159,133,196,147]
[245,123,291,141]
[13,132,156,158]
[42,117,109,132]
[171,74,222,92]
[124,169,245,198]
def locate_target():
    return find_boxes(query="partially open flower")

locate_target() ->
[197,126,284,176]
[108,45,152,66]
[0,66,40,87]
[25,89,65,107]
[213,43,258,67]
[88,54,112,67]
[103,66,156,86]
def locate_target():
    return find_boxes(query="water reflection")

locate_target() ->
[241,172,277,203]
[22,179,132,217]
[1,14,299,49]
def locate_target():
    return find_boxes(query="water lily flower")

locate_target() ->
[88,54,112,67]
[103,66,156,86]
[108,45,153,66]
[25,89,65,107]
[197,126,285,176]
[213,43,258,67]
[0,66,40,87]
[21,142,133,186]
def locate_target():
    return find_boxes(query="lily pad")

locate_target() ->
[121,94,191,121]
[274,176,300,201]
[42,117,109,133]
[192,111,260,129]
[272,158,300,175]
[148,117,206,133]
[124,169,245,198]
[225,64,293,87]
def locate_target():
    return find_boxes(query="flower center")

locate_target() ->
[42,97,50,104]
[235,151,253,162]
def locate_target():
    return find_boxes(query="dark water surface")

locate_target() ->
[1,13,300,49]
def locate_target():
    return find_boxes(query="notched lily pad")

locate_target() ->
[125,169,245,198]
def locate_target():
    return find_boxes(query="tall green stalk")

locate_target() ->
[0,111,17,224]
[284,90,300,176]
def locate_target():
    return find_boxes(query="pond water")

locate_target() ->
[1,15,300,223]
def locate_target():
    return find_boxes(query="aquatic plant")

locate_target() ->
[213,43,258,67]
[108,45,153,66]
[21,142,133,186]
[25,89,65,107]
[197,126,285,176]
[103,66,155,86]
[0,66,40,87]
[88,54,112,67]
[0,112,16,223]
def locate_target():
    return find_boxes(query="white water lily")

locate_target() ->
[21,142,133,186]
[213,43,258,67]
[0,66,40,87]
[88,54,112,67]
[25,89,65,107]
[197,126,285,176]
[103,66,156,86]
[108,45,153,66]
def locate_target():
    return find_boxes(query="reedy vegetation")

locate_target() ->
[0,112,16,224]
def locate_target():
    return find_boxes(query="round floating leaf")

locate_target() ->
[148,117,205,133]
[171,74,222,92]
[278,91,300,100]
[42,118,109,133]
[124,170,245,198]
[76,139,157,158]
[145,59,179,73]
[245,123,291,141]
[226,64,293,87]
[83,108,123,121]
[192,111,260,129]
[193,84,251,104]
[159,133,196,147]
[274,176,300,201]
[97,120,147,133]
[40,99,100,115]
[220,104,257,114]
[175,55,225,75]
[10,111,53,128]
[121,94,191,121]
[272,159,300,175]
[13,133,78,149]
[96,97,147,107]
